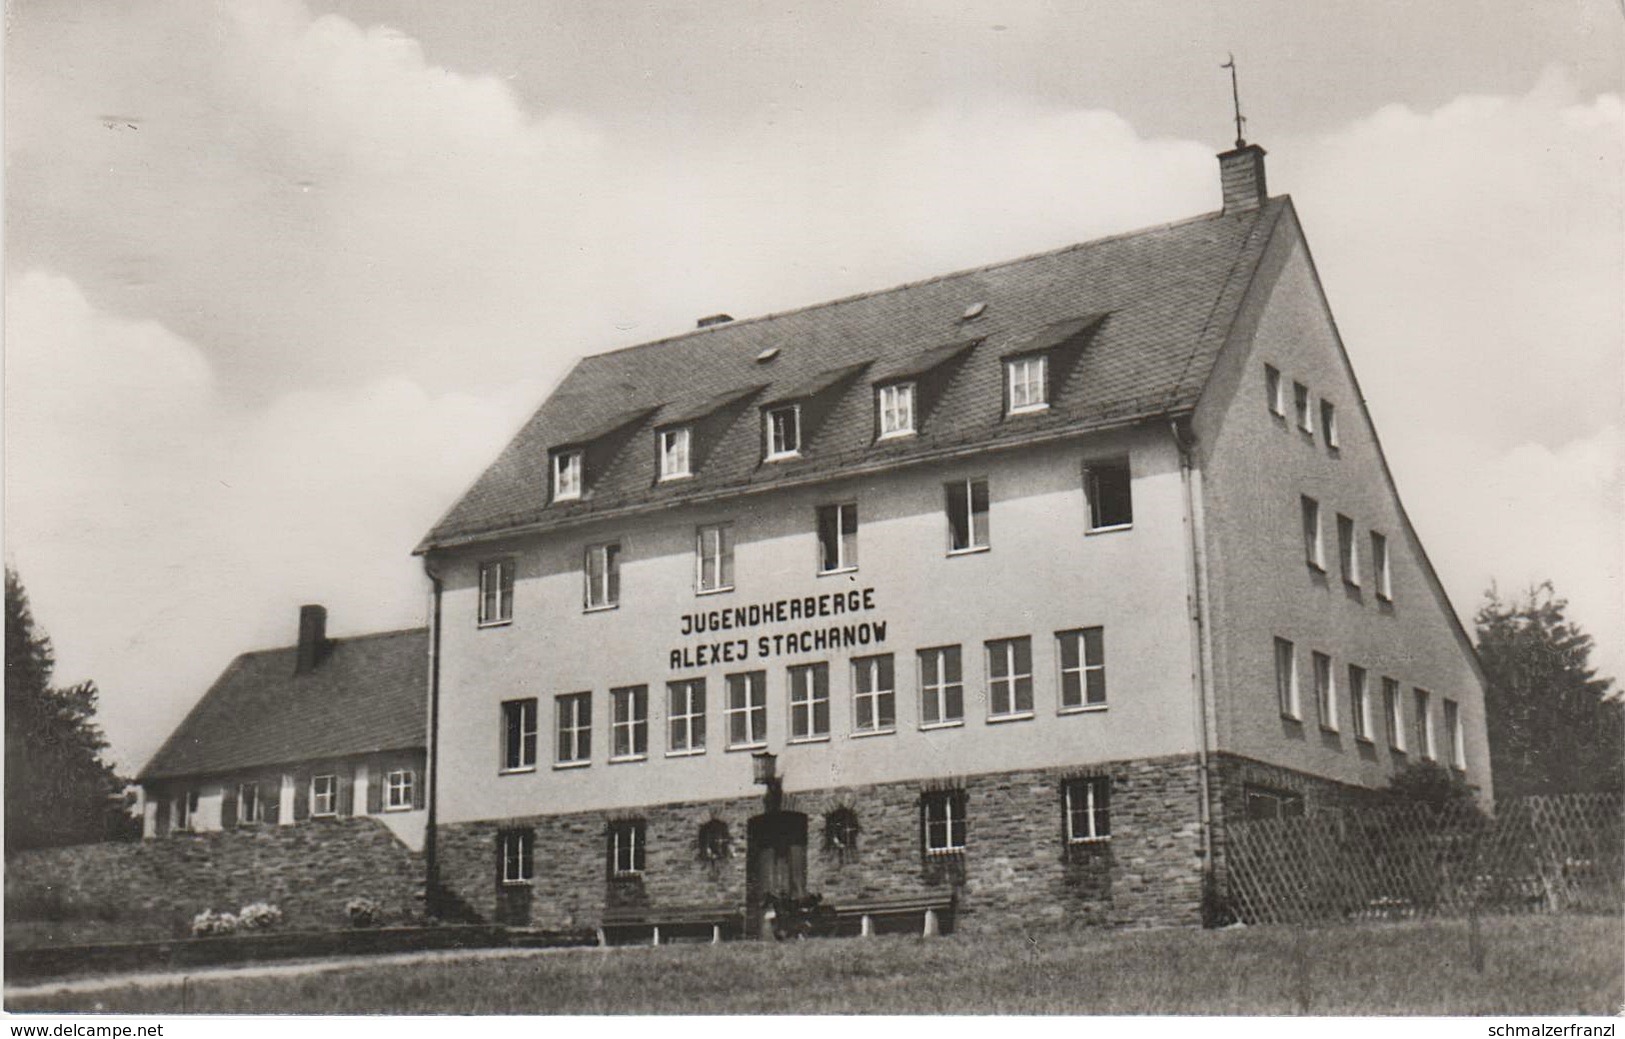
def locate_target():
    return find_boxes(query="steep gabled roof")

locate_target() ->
[419,197,1291,552]
[138,628,428,782]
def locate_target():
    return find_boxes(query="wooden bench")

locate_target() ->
[831,894,956,937]
[597,903,744,947]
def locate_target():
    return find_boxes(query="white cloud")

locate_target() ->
[5,270,538,771]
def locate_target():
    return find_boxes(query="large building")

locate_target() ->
[138,606,429,851]
[415,143,1490,932]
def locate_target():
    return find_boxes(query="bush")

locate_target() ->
[190,909,238,936]
[236,902,283,931]
[346,897,385,928]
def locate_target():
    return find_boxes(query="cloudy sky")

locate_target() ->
[6,0,1622,774]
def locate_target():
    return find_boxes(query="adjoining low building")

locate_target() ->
[137,606,429,851]
[415,139,1491,933]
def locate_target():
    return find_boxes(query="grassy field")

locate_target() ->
[9,914,1621,1015]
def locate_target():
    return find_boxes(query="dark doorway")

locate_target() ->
[746,811,808,933]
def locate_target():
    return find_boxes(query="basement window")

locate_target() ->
[609,819,646,877]
[1063,776,1111,843]
[922,790,967,855]
[499,829,534,885]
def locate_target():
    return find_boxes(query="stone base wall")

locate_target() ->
[1206,751,1384,919]
[5,818,423,947]
[434,753,1206,933]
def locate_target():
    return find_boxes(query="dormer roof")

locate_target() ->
[418,196,1291,552]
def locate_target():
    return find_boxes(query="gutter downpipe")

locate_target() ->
[1171,418,1219,922]
[421,555,444,918]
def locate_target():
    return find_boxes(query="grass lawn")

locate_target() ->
[9,914,1621,1015]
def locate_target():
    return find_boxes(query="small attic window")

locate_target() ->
[756,347,780,364]
[962,302,987,321]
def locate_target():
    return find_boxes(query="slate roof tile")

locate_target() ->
[138,628,428,782]
[419,198,1289,551]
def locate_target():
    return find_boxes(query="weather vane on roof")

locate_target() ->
[1221,53,1246,148]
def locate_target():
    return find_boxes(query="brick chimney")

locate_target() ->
[1218,143,1267,213]
[296,604,328,674]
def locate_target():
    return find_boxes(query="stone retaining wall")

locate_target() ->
[435,753,1207,933]
[5,818,423,947]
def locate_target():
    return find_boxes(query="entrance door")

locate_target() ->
[746,811,808,933]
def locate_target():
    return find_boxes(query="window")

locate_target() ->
[173,789,199,831]
[478,559,515,626]
[852,654,896,735]
[1338,514,1359,586]
[502,698,539,771]
[725,671,767,749]
[1302,496,1324,570]
[1245,785,1305,821]
[816,503,858,573]
[877,382,916,438]
[1063,777,1110,843]
[1415,688,1435,760]
[385,769,415,810]
[609,820,645,877]
[696,523,734,594]
[946,478,989,553]
[986,636,1034,719]
[1383,677,1405,752]
[918,646,964,727]
[1372,532,1393,601]
[1085,462,1132,531]
[584,542,621,610]
[237,783,262,825]
[1293,381,1312,432]
[556,692,591,766]
[1265,364,1284,416]
[922,790,967,855]
[1313,652,1336,731]
[788,662,830,741]
[1321,399,1339,449]
[311,774,337,817]
[1006,354,1048,413]
[1349,666,1371,741]
[698,820,732,861]
[1445,698,1465,770]
[658,427,691,481]
[667,679,706,755]
[824,808,860,853]
[552,449,583,502]
[1275,637,1300,719]
[610,685,648,761]
[765,404,801,459]
[1057,628,1106,711]
[500,829,534,884]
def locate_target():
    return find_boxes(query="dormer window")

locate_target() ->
[1006,355,1048,414]
[659,427,691,481]
[765,404,801,460]
[877,382,915,438]
[552,450,583,502]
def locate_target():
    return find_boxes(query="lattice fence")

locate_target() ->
[1225,793,1622,925]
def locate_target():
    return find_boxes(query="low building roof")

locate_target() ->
[138,627,428,783]
[419,197,1290,553]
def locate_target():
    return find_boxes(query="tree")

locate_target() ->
[1476,582,1623,799]
[4,568,133,850]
